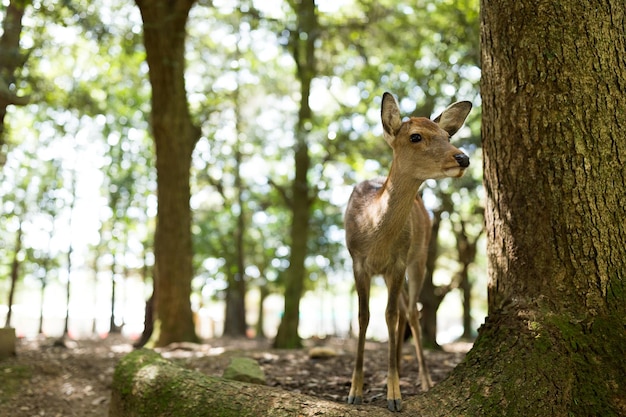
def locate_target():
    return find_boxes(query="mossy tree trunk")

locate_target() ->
[135,0,200,346]
[110,349,389,417]
[427,0,626,415]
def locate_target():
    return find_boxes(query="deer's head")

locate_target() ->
[381,92,472,180]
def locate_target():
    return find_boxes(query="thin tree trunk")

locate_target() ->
[37,274,47,334]
[223,94,247,337]
[419,209,443,348]
[273,0,317,349]
[39,216,56,335]
[255,282,268,339]
[133,246,154,347]
[62,172,76,337]
[109,257,119,334]
[454,220,481,340]
[5,219,22,328]
[458,264,472,339]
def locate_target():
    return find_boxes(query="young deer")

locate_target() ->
[345,92,471,412]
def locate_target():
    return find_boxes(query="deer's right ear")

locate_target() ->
[433,101,472,137]
[381,92,402,145]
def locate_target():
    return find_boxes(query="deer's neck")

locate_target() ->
[374,164,423,239]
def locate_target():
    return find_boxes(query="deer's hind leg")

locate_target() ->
[406,258,433,391]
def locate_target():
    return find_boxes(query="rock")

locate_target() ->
[222,357,266,385]
[308,346,339,359]
[160,342,206,352]
[0,328,16,359]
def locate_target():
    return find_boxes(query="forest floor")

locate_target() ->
[0,334,470,417]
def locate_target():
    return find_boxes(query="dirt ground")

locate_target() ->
[0,335,470,416]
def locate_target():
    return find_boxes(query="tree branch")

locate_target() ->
[0,79,29,107]
[267,177,292,208]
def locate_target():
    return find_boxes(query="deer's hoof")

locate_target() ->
[421,375,433,392]
[347,395,362,405]
[387,398,402,412]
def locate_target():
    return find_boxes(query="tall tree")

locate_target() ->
[273,0,318,349]
[61,169,76,338]
[417,1,626,415]
[223,103,248,337]
[453,217,482,339]
[4,212,23,328]
[135,0,199,346]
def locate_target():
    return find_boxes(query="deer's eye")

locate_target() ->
[410,133,422,143]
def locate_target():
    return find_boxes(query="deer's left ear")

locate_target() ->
[381,92,403,146]
[433,101,472,136]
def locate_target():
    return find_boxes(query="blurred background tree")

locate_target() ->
[0,0,484,348]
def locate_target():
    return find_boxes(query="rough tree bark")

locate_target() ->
[135,0,200,346]
[431,0,626,414]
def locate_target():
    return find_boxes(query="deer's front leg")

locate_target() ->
[385,275,403,412]
[348,268,370,405]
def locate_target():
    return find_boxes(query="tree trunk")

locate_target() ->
[255,282,268,339]
[420,1,626,415]
[419,209,444,349]
[454,220,481,340]
[62,171,76,337]
[223,131,247,337]
[224,271,247,337]
[458,264,472,339]
[37,277,46,334]
[109,254,119,333]
[5,219,22,328]
[136,0,200,346]
[273,0,318,349]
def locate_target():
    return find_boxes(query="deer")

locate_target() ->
[344,92,471,412]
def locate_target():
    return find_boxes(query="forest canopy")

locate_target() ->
[0,0,483,346]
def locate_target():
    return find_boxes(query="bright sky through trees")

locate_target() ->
[1,0,485,342]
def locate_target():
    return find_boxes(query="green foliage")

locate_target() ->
[1,0,483,339]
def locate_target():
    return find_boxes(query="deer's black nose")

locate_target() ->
[454,153,470,168]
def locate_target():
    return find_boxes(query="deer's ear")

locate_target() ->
[381,92,402,145]
[433,101,472,136]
